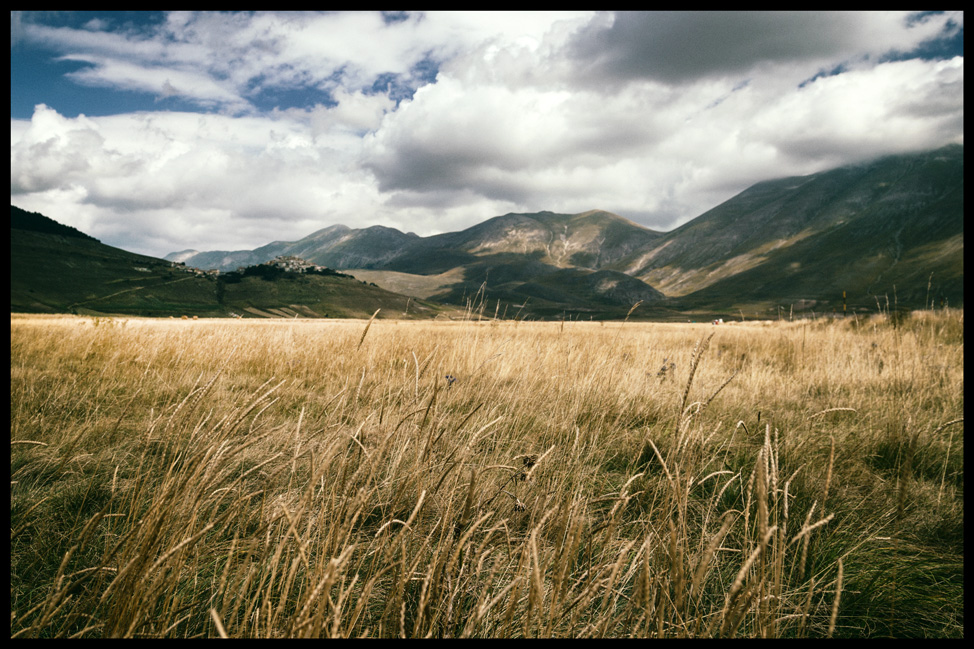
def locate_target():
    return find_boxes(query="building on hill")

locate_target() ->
[266,256,329,274]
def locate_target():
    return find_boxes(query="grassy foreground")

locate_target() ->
[10,310,964,638]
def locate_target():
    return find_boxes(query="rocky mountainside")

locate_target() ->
[397,210,662,270]
[166,209,660,274]
[166,208,670,317]
[371,211,668,314]
[616,144,963,311]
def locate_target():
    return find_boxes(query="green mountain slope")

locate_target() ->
[621,145,963,312]
[11,206,440,318]
[664,146,964,310]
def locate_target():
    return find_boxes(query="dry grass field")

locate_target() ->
[10,309,964,638]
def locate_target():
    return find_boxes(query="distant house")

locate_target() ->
[265,255,332,274]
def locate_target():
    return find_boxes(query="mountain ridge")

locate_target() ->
[12,144,962,319]
[162,144,962,314]
[618,144,963,309]
[165,208,661,274]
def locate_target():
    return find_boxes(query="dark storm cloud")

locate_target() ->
[567,11,897,86]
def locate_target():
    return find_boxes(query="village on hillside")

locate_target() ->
[170,255,339,278]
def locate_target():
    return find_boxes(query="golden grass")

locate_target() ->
[9,309,964,637]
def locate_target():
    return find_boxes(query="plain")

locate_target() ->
[9,310,964,638]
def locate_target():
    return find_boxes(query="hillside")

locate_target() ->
[166,224,423,273]
[382,210,663,273]
[11,206,440,319]
[619,145,963,312]
[10,206,100,242]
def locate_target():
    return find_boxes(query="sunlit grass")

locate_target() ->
[10,309,963,637]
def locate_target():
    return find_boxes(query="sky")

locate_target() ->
[10,11,965,258]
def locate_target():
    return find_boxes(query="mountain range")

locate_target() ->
[9,144,963,319]
[166,144,964,317]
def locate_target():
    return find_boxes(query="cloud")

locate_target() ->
[10,11,965,257]
[18,11,598,115]
[361,74,673,195]
[743,56,964,167]
[16,12,588,116]
[11,104,382,254]
[59,54,248,110]
[360,29,963,230]
[82,18,110,32]
[10,104,137,194]
[565,11,961,87]
[305,89,396,136]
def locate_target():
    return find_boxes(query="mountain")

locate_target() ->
[17,145,961,320]
[165,224,421,272]
[369,210,662,276]
[366,210,669,316]
[615,144,963,312]
[170,140,965,316]
[167,209,669,318]
[167,209,660,274]
[11,205,440,319]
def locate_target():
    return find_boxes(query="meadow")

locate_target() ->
[10,309,964,638]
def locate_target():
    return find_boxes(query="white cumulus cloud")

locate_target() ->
[10,11,964,256]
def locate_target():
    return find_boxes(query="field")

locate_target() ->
[10,310,964,638]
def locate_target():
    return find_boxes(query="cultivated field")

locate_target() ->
[10,310,964,638]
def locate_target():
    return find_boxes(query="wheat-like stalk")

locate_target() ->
[357,309,380,350]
